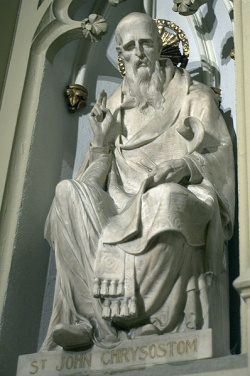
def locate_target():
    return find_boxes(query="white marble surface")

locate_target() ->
[17,329,212,376]
[41,13,235,354]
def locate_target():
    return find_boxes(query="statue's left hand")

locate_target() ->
[148,159,190,188]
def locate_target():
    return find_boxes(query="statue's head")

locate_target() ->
[115,13,162,78]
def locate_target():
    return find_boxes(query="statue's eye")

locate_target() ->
[123,42,135,51]
[141,39,153,48]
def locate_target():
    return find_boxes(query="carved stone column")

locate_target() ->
[234,0,250,369]
[234,271,250,360]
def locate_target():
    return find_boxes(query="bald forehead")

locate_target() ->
[115,13,160,46]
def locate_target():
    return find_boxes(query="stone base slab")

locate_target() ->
[16,329,212,376]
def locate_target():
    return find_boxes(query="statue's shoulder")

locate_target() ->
[189,78,219,106]
[107,84,122,112]
[190,79,213,95]
[163,64,216,104]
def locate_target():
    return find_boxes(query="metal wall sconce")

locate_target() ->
[65,84,88,113]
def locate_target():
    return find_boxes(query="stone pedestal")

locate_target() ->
[16,329,212,376]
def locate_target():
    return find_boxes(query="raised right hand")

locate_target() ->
[89,90,113,147]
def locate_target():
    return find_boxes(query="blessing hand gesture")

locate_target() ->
[89,90,113,147]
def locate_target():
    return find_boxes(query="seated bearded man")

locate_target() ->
[41,12,234,351]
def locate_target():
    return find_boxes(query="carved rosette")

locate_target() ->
[172,0,208,16]
[81,14,108,43]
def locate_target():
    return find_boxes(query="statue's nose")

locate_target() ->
[135,43,143,57]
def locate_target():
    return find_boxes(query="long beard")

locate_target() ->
[125,61,165,113]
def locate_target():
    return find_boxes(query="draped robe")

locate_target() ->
[41,63,234,350]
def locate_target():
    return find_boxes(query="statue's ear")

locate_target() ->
[116,46,122,57]
[158,39,163,57]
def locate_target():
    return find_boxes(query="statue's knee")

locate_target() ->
[151,183,176,200]
[55,179,73,201]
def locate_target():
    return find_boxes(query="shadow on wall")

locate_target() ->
[194,0,217,39]
[188,64,220,86]
[221,34,234,65]
[223,109,240,355]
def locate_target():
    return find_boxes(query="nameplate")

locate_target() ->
[16,329,212,375]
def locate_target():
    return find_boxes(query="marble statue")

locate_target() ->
[41,12,235,352]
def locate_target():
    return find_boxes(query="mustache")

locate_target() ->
[134,57,150,68]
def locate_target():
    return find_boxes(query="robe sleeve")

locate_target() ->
[76,146,112,189]
[187,90,235,240]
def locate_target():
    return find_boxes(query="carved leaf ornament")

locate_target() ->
[108,0,208,15]
[172,0,208,16]
[81,14,108,43]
